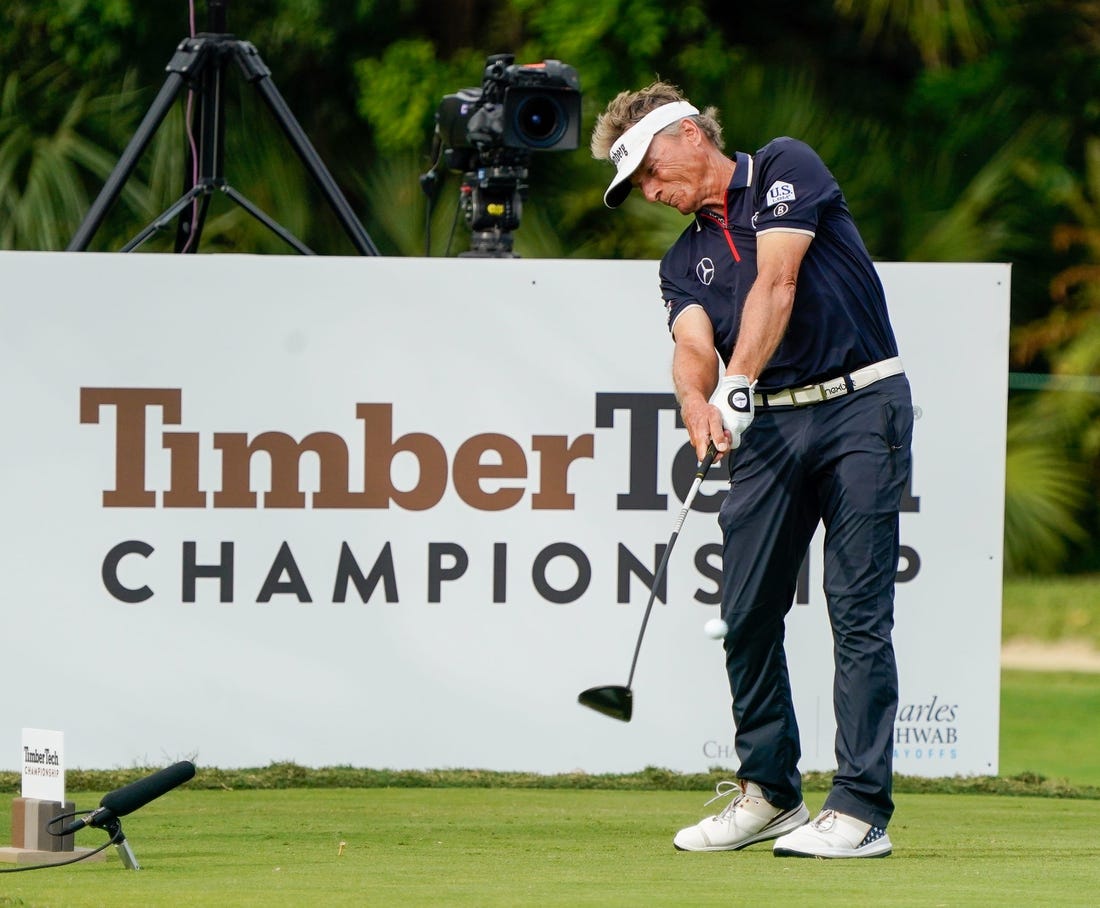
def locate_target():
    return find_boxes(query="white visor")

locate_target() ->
[603,100,700,208]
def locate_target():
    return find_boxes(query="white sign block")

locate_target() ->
[21,728,64,801]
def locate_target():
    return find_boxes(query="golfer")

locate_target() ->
[592,82,913,859]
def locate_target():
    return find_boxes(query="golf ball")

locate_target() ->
[703,617,728,639]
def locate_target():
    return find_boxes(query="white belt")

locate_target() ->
[754,356,904,409]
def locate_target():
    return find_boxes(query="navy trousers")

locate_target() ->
[718,374,913,829]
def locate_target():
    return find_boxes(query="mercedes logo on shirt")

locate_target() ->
[696,257,715,285]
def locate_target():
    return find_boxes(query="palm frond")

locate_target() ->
[1003,437,1090,574]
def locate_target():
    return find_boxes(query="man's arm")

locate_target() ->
[726,230,813,381]
[671,307,728,461]
[675,230,813,461]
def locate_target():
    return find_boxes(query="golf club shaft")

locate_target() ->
[624,441,719,688]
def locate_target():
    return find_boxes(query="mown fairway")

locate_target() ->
[4,650,1099,904]
[2,789,1099,906]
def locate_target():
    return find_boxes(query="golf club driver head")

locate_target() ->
[577,685,633,722]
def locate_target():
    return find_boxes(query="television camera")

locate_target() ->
[423,54,581,256]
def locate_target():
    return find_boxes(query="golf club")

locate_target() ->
[578,440,719,721]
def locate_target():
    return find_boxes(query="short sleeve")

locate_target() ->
[752,138,838,237]
[659,257,702,335]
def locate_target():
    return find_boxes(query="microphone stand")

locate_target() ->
[102,817,141,871]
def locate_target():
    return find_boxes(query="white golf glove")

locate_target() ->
[709,374,756,450]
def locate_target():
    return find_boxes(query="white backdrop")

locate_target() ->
[0,252,1009,776]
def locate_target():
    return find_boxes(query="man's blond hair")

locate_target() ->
[590,81,724,160]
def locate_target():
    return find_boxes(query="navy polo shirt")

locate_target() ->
[659,137,898,392]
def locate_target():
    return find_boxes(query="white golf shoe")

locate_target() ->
[673,780,810,851]
[773,808,892,858]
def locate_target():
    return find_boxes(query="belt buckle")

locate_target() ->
[794,384,823,406]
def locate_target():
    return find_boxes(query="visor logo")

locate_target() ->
[610,143,628,165]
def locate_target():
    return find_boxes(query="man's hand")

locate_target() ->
[709,374,755,450]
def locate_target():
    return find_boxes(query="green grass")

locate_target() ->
[1002,574,1100,648]
[1000,669,1100,785]
[2,790,1099,906]
[2,669,1098,906]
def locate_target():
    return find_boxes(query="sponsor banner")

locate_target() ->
[22,728,65,801]
[0,252,1008,775]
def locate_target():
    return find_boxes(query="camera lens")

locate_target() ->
[513,95,565,147]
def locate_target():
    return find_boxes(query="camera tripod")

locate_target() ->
[67,1,378,254]
[458,157,528,258]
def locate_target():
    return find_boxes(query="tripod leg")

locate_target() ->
[219,184,314,253]
[67,73,187,251]
[233,41,380,256]
[120,183,211,253]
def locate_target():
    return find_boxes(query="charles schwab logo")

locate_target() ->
[894,694,958,761]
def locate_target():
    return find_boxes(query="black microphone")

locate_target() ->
[60,805,111,834]
[62,761,196,834]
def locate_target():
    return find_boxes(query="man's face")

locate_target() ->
[631,130,708,214]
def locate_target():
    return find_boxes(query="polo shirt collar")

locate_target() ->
[729,151,753,191]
